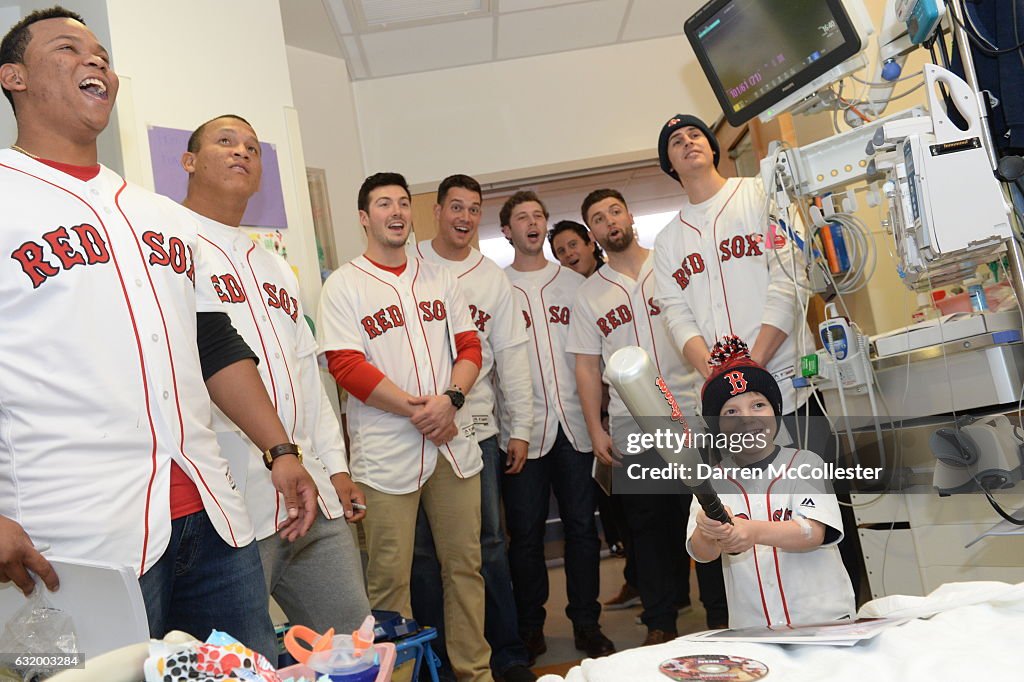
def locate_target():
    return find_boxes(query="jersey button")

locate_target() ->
[274,353,281,359]
[151,334,159,342]
[284,394,291,402]
[162,391,169,399]
[135,279,143,287]
[103,207,112,214]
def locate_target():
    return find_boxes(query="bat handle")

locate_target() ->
[696,492,733,526]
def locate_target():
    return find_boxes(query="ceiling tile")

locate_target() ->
[496,0,628,60]
[281,0,345,58]
[498,0,584,12]
[361,17,494,77]
[621,0,705,42]
[358,0,485,26]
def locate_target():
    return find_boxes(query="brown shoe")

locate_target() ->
[520,629,546,666]
[643,629,678,646]
[603,582,641,610]
[573,625,616,659]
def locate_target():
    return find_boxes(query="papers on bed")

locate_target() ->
[681,618,912,646]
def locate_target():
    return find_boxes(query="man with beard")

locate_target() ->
[567,189,729,643]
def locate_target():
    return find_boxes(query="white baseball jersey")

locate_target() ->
[566,253,699,454]
[504,262,591,457]
[653,177,814,414]
[414,241,532,443]
[196,214,349,539]
[685,447,855,628]
[317,255,482,494]
[0,150,253,576]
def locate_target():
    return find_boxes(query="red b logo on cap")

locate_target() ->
[725,370,747,395]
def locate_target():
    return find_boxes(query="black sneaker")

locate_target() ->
[520,629,546,666]
[573,624,616,659]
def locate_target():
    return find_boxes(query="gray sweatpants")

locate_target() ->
[258,514,371,632]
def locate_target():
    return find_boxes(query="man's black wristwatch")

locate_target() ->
[263,442,302,470]
[444,386,466,410]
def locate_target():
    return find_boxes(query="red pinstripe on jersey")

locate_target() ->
[352,259,428,483]
[117,187,239,548]
[0,161,161,569]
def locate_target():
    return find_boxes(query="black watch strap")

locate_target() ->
[444,388,465,410]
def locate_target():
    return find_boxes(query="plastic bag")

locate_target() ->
[0,587,79,681]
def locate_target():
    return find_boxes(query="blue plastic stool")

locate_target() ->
[392,627,442,682]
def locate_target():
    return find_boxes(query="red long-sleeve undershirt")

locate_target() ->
[326,258,482,402]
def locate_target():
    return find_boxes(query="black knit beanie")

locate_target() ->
[657,114,721,180]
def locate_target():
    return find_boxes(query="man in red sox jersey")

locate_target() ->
[0,8,316,659]
[652,114,861,595]
[500,190,615,661]
[567,188,728,644]
[410,175,536,682]
[651,114,815,419]
[318,173,492,682]
[181,115,371,633]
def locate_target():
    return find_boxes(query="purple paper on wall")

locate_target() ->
[147,125,288,229]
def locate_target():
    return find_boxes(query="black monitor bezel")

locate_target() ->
[685,0,864,127]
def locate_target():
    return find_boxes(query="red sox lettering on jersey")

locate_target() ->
[670,232,769,293]
[653,176,814,416]
[565,254,699,455]
[0,151,254,575]
[413,241,531,446]
[196,214,350,539]
[505,261,591,459]
[318,255,482,494]
[12,225,196,288]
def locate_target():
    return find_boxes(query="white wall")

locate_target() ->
[0,1,123,172]
[103,0,323,316]
[286,46,366,267]
[352,34,718,189]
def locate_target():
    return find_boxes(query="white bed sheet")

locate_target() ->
[540,582,1024,682]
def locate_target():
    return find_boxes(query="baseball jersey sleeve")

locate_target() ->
[565,288,602,356]
[492,343,533,443]
[653,229,703,353]
[317,269,366,354]
[761,209,809,334]
[447,271,477,337]
[192,227,229,315]
[790,451,844,545]
[487,271,530,353]
[684,495,708,562]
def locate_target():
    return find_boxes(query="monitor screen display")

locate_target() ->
[686,0,864,126]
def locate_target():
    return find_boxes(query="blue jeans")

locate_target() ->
[502,427,601,632]
[139,510,277,661]
[411,436,529,678]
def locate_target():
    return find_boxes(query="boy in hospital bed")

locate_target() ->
[686,336,856,629]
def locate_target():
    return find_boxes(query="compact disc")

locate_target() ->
[659,654,769,681]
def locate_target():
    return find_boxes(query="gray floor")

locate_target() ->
[532,554,711,668]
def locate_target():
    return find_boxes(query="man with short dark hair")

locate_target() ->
[410,174,536,682]
[500,190,615,662]
[319,172,492,682]
[569,188,728,641]
[549,219,604,277]
[181,114,371,634]
[0,7,316,659]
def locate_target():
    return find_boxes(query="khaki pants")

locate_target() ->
[360,458,492,682]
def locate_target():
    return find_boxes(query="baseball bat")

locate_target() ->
[604,346,732,526]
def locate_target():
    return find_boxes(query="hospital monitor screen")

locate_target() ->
[685,0,867,126]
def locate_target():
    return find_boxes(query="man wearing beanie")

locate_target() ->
[652,113,864,598]
[686,337,855,629]
[651,114,815,421]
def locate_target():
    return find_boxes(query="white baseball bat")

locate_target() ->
[604,346,732,525]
